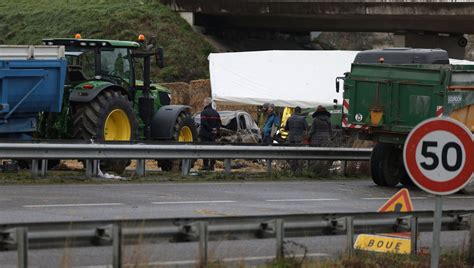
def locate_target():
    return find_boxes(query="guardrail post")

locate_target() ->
[31,159,39,178]
[342,161,348,177]
[198,221,208,267]
[17,227,28,268]
[135,159,146,177]
[410,216,418,255]
[345,217,354,255]
[93,160,99,176]
[275,219,284,260]
[85,160,99,178]
[85,160,92,178]
[469,214,474,265]
[181,159,190,176]
[112,223,122,268]
[266,159,272,176]
[224,159,231,175]
[40,159,47,177]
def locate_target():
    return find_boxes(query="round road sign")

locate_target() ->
[403,117,474,195]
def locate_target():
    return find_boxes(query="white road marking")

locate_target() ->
[266,198,339,202]
[448,196,474,199]
[151,200,236,205]
[23,203,124,208]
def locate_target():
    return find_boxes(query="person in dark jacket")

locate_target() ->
[309,105,332,146]
[285,106,308,144]
[309,105,332,175]
[285,106,308,173]
[199,97,221,170]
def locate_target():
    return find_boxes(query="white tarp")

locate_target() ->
[450,58,474,65]
[209,50,359,108]
[209,51,473,108]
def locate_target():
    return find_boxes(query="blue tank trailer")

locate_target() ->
[0,46,66,139]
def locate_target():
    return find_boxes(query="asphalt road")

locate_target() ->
[0,179,473,267]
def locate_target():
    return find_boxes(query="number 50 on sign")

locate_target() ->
[404,117,474,195]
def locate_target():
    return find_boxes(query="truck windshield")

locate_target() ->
[100,48,131,82]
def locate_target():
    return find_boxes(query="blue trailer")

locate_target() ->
[0,46,67,138]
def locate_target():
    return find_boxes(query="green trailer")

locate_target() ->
[339,62,474,187]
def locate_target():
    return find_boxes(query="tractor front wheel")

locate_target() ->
[72,89,137,174]
[158,112,197,171]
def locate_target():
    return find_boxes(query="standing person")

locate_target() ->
[285,106,308,173]
[199,97,221,171]
[285,106,308,144]
[309,105,332,175]
[309,105,332,146]
[261,103,280,145]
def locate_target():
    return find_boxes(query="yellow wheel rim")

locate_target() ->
[104,109,131,141]
[178,126,193,142]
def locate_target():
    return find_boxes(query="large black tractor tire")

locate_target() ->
[158,112,198,172]
[72,89,137,174]
[370,143,404,187]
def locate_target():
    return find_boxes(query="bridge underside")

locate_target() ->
[164,1,474,57]
[164,1,474,34]
[194,14,474,34]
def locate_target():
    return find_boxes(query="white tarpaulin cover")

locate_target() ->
[209,51,473,108]
[209,50,359,108]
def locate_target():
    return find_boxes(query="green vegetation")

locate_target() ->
[0,169,369,185]
[263,251,469,267]
[0,0,213,82]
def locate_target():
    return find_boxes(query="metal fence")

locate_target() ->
[1,210,472,268]
[0,142,372,177]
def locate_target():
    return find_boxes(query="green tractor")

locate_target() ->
[38,36,197,172]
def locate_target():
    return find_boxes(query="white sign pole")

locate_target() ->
[430,195,443,268]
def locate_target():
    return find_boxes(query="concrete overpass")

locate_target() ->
[162,0,474,58]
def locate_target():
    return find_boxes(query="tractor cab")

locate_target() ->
[42,38,139,89]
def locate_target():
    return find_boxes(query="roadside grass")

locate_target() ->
[0,169,369,185]
[0,0,213,82]
[262,250,468,267]
[74,250,469,267]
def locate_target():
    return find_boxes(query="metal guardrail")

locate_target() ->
[0,142,372,177]
[1,210,472,267]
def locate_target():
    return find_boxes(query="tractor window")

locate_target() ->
[75,50,95,79]
[100,48,131,81]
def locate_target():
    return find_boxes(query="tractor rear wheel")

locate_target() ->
[370,143,404,187]
[158,112,197,171]
[72,89,137,174]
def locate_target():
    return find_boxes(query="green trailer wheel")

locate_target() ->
[370,143,405,187]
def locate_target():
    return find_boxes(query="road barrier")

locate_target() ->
[0,210,472,268]
[0,142,372,177]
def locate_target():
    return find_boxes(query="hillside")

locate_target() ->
[0,0,213,82]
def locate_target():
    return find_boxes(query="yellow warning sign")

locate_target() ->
[378,188,414,212]
[354,234,411,254]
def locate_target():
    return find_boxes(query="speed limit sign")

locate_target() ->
[404,117,474,195]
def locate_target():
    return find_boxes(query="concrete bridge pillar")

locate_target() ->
[394,33,467,59]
